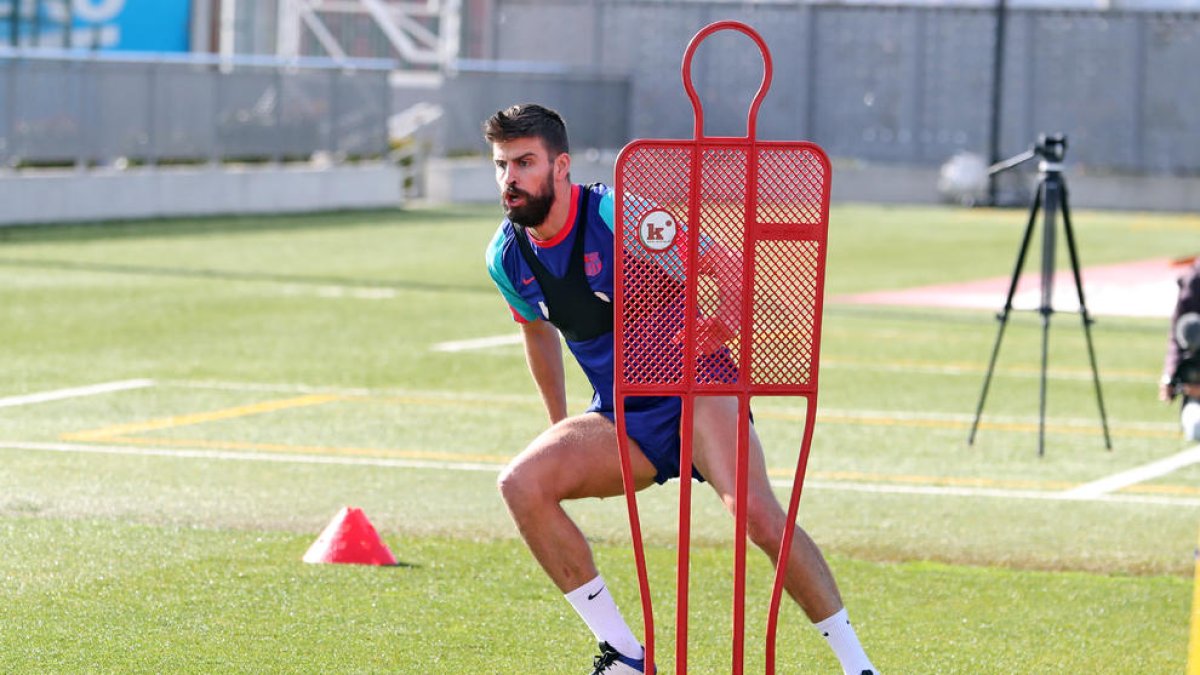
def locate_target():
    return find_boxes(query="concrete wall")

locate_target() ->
[0,163,405,226]
[425,155,1200,213]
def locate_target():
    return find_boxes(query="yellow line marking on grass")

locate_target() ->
[783,469,1076,492]
[66,433,1200,499]
[7,439,1200,507]
[61,394,342,442]
[1126,483,1200,496]
[52,379,1188,496]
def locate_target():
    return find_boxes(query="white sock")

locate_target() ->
[814,607,876,674]
[564,575,644,659]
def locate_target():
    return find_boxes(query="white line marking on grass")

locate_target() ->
[1061,444,1200,499]
[822,359,1151,383]
[780,479,1200,507]
[427,338,1153,384]
[155,379,541,405]
[7,439,1200,507]
[431,334,523,352]
[279,284,398,300]
[0,379,155,409]
[0,441,503,473]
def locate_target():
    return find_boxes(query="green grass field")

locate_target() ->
[1,202,1198,672]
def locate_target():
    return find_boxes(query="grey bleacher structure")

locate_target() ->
[1,51,392,166]
[0,49,402,224]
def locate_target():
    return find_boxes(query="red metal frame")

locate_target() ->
[613,20,833,674]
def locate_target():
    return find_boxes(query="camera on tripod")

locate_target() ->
[1033,133,1066,163]
[969,132,1112,455]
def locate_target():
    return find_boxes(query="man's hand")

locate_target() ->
[672,315,737,356]
[695,314,737,355]
[1160,381,1200,401]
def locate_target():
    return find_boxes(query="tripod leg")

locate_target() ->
[1059,183,1114,450]
[1036,176,1060,457]
[1037,306,1051,458]
[969,184,1044,445]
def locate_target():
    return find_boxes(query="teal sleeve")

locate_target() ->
[485,227,540,322]
[599,188,615,233]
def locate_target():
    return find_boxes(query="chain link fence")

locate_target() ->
[462,1,1200,174]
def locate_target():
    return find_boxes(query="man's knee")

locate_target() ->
[497,458,545,509]
[744,496,787,550]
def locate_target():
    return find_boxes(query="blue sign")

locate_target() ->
[72,0,192,52]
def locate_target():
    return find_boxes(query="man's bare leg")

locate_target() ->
[497,412,658,661]
[690,396,875,674]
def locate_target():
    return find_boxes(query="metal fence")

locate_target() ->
[466,1,1200,174]
[0,50,393,168]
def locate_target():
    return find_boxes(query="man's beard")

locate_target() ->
[503,173,556,228]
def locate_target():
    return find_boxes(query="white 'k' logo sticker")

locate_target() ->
[637,210,677,252]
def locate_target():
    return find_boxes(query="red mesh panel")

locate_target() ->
[617,142,829,393]
[751,239,820,386]
[748,146,828,389]
[617,143,692,387]
[695,148,747,387]
[756,147,827,225]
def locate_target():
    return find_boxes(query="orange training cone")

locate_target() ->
[303,506,398,566]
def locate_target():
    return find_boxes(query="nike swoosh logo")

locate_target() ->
[587,585,606,601]
[521,276,536,285]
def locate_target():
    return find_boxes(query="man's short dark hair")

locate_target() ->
[483,104,569,157]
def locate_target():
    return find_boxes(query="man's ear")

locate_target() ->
[554,152,571,182]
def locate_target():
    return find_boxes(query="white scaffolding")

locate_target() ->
[219,0,460,68]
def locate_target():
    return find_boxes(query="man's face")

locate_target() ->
[492,137,557,228]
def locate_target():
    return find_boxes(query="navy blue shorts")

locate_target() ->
[592,348,739,484]
[594,396,698,485]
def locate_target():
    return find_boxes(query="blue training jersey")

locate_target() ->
[485,183,621,410]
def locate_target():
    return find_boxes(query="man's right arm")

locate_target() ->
[522,319,568,424]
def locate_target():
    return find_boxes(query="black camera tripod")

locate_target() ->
[967,134,1112,456]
